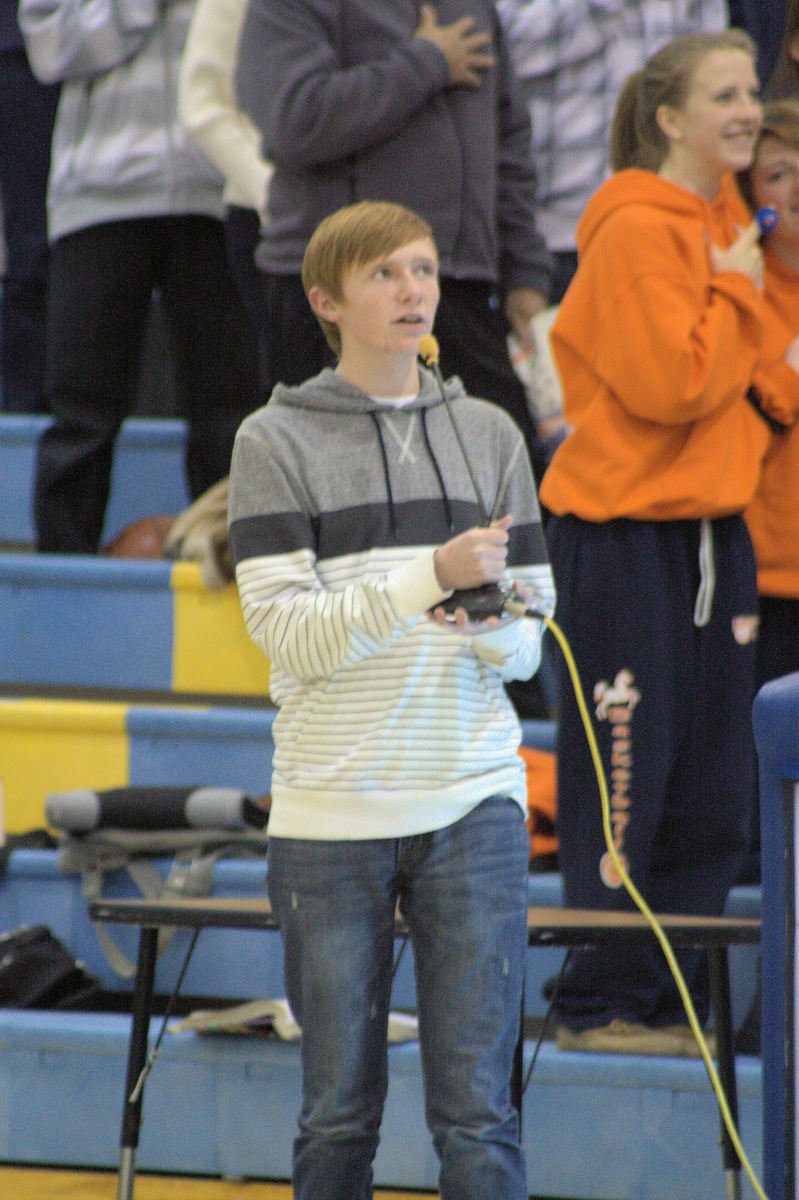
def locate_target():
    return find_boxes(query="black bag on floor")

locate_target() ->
[0,925,102,1010]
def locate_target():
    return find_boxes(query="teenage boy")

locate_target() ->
[227,200,555,1200]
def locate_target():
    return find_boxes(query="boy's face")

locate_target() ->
[313,237,440,362]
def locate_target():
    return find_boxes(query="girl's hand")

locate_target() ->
[710,220,763,288]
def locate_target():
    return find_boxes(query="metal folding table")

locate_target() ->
[89,895,760,1200]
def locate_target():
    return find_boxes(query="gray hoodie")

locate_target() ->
[228,366,555,839]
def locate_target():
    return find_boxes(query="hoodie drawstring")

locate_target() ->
[370,409,455,540]
[370,413,398,540]
[693,517,715,627]
[420,408,454,533]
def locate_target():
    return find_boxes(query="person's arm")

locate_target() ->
[178,0,272,215]
[235,0,473,169]
[474,432,554,681]
[749,330,799,430]
[19,0,157,83]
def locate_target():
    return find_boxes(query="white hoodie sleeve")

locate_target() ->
[178,0,272,214]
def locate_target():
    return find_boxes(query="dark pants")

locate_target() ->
[0,49,59,413]
[548,250,578,305]
[224,205,270,402]
[547,513,758,1030]
[35,215,261,552]
[756,595,799,688]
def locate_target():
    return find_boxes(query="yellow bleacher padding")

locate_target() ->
[170,562,270,696]
[0,698,129,833]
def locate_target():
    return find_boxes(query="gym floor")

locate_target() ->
[0,1168,438,1199]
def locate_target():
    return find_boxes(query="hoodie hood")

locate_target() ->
[269,363,466,416]
[264,363,473,540]
[575,168,730,258]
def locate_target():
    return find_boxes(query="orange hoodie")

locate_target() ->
[745,249,799,598]
[539,170,767,521]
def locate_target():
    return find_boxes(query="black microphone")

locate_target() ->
[438,582,539,621]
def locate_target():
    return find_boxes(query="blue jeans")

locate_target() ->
[267,794,530,1200]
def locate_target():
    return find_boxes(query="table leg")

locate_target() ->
[708,946,742,1200]
[117,926,159,1200]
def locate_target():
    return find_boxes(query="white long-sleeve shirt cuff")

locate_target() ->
[385,548,451,620]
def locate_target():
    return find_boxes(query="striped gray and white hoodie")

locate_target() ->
[228,366,555,841]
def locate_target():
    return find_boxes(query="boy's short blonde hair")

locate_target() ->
[302,201,436,354]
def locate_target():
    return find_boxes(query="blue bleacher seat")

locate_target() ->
[0,413,189,546]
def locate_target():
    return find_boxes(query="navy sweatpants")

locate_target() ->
[547,513,758,1030]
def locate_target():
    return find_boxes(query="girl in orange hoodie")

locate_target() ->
[740,100,799,685]
[539,30,769,1054]
[736,100,799,884]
